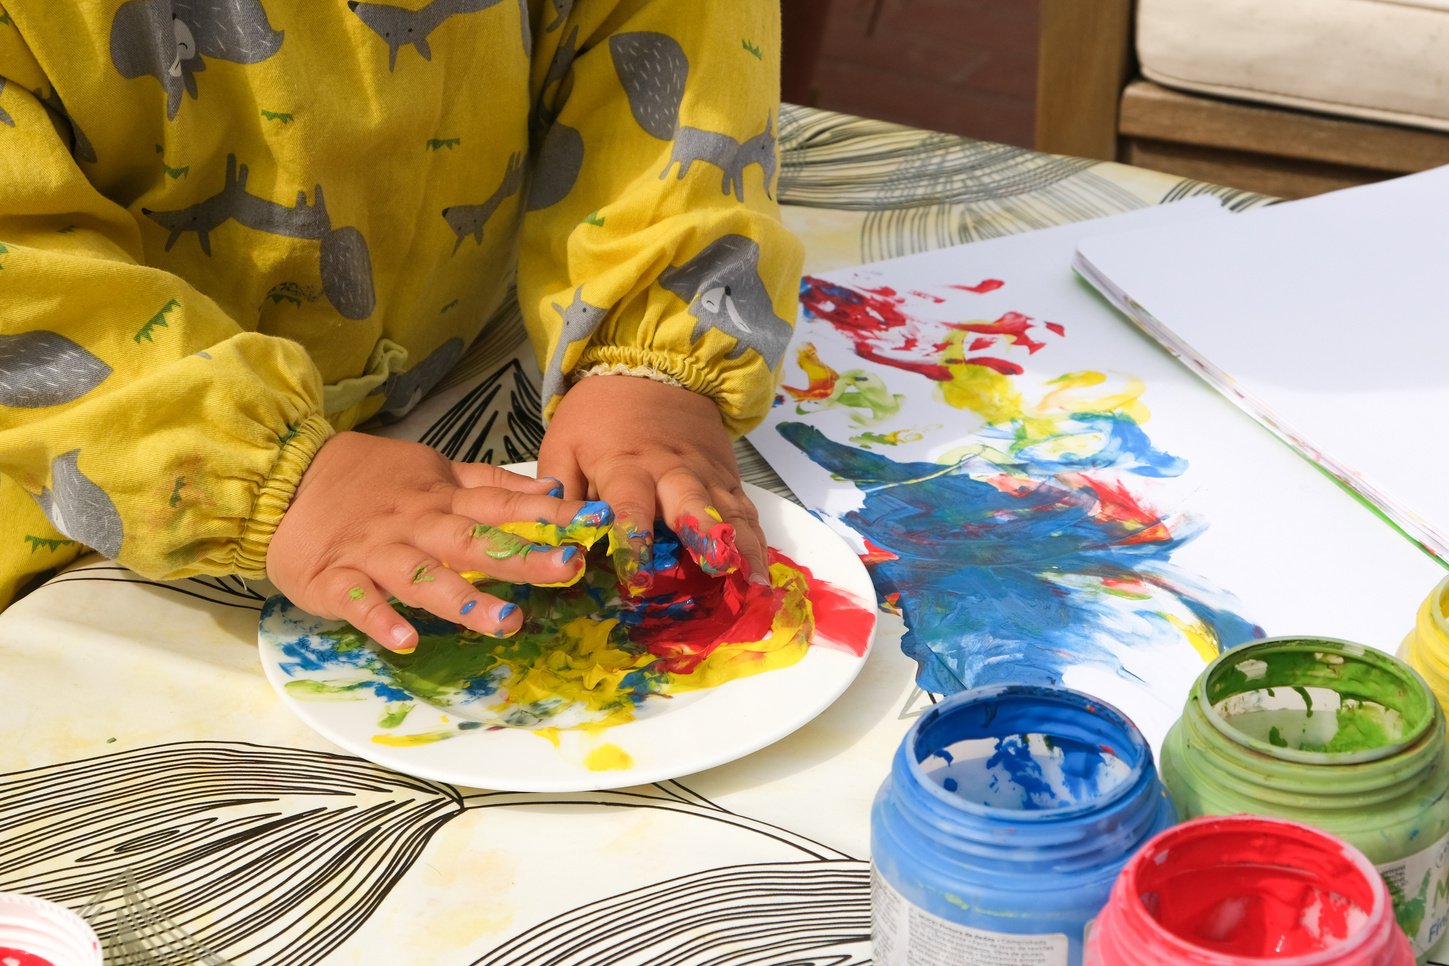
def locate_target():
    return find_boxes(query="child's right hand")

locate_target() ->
[267,432,601,652]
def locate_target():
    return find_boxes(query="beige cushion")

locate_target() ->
[1136,0,1449,133]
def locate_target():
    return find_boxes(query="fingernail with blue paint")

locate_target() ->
[571,500,614,528]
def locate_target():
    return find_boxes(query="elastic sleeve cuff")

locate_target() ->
[572,344,771,437]
[233,414,335,578]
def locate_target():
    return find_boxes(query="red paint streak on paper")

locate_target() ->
[948,311,1047,353]
[961,356,1023,376]
[1045,321,1066,336]
[950,279,1004,294]
[860,539,900,564]
[1076,476,1173,545]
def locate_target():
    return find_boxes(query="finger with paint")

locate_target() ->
[268,433,608,653]
[536,374,772,593]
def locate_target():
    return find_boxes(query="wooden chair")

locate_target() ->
[1034,0,1449,198]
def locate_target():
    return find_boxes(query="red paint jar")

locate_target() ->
[1085,815,1414,965]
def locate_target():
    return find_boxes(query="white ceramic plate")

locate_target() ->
[258,471,877,792]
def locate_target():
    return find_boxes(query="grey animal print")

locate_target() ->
[659,234,792,369]
[532,24,580,133]
[348,0,503,71]
[33,451,124,559]
[142,155,376,320]
[442,152,525,254]
[110,0,284,120]
[666,114,778,201]
[517,0,532,57]
[0,79,14,128]
[0,332,113,409]
[525,123,583,211]
[544,0,573,31]
[610,32,778,201]
[540,287,609,404]
[35,88,96,164]
[373,337,465,422]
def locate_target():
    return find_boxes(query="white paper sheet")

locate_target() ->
[1075,165,1449,561]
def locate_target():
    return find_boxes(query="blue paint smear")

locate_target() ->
[983,411,1187,478]
[777,422,1262,696]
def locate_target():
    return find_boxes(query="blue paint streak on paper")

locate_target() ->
[777,422,1261,696]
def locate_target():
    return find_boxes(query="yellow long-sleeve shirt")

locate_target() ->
[0,0,802,605]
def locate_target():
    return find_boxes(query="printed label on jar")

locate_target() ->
[1377,828,1449,954]
[871,866,1068,966]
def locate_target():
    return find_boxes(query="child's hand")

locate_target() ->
[268,432,599,652]
[537,375,768,594]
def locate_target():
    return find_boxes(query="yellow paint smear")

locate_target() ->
[584,743,634,771]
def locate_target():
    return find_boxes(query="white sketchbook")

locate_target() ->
[1075,165,1449,562]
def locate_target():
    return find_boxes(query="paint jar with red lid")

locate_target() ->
[870,684,1174,966]
[1085,814,1415,965]
[0,892,102,966]
[1159,636,1449,959]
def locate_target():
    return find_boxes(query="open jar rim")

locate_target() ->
[908,683,1155,823]
[1196,636,1438,766]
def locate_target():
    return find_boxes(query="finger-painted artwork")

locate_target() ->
[264,526,871,747]
[747,209,1387,749]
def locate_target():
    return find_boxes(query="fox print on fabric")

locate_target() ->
[33,451,123,559]
[110,0,284,119]
[539,287,610,405]
[610,32,778,201]
[442,153,525,253]
[142,155,376,320]
[348,0,505,70]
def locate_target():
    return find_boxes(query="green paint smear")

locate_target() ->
[1208,639,1431,755]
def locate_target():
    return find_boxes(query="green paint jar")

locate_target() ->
[1159,636,1449,961]
[1399,574,1449,715]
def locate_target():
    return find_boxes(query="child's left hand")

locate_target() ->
[537,375,768,594]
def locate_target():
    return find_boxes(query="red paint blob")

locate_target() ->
[624,548,874,672]
[0,948,58,966]
[950,279,1004,294]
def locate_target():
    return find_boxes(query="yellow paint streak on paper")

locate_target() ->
[1163,612,1219,664]
[939,330,1023,423]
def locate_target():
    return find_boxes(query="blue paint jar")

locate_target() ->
[870,685,1175,966]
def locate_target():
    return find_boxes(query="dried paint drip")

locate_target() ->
[269,525,872,746]
[1086,815,1415,965]
[871,686,1174,965]
[1160,636,1449,955]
